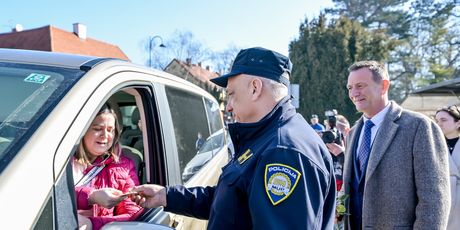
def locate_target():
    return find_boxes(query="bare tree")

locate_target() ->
[208,44,240,74]
[143,30,210,70]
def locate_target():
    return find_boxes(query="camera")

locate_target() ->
[324,109,338,117]
[321,109,342,145]
[321,130,338,144]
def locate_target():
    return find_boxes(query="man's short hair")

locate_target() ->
[348,60,389,83]
[260,75,289,102]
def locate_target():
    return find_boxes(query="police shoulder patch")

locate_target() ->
[264,163,301,206]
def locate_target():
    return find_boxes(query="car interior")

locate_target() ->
[107,91,146,183]
[72,87,162,224]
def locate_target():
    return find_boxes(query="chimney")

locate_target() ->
[198,62,202,67]
[206,66,210,71]
[186,58,192,65]
[12,24,23,32]
[73,23,87,39]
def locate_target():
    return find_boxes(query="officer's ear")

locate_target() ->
[250,77,263,100]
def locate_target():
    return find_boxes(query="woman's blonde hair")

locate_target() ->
[75,103,121,166]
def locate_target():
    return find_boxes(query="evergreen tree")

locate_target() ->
[290,16,393,122]
[325,0,460,102]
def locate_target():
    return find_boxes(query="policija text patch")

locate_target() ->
[264,163,301,205]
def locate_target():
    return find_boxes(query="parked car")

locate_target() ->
[0,48,228,229]
[182,128,226,181]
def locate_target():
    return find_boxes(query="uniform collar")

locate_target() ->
[228,96,295,154]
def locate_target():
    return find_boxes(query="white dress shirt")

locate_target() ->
[356,103,391,157]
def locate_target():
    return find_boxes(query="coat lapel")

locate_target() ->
[450,141,460,177]
[343,119,363,230]
[343,119,363,192]
[365,102,401,181]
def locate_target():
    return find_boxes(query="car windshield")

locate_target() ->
[0,63,84,170]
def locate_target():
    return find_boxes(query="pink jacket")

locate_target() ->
[75,154,143,230]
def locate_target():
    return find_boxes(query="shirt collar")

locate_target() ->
[362,102,390,127]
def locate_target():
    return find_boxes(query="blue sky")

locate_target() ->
[1,0,333,66]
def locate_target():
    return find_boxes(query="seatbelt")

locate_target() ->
[75,164,106,187]
[74,154,110,187]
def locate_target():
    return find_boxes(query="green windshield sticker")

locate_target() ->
[24,73,51,84]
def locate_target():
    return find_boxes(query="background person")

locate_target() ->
[335,114,350,144]
[321,114,345,191]
[131,47,336,229]
[435,105,460,230]
[310,114,325,133]
[195,132,205,151]
[326,114,349,229]
[343,60,449,229]
[73,103,142,230]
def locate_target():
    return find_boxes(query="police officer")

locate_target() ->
[131,47,336,229]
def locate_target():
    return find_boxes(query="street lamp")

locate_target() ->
[149,35,166,68]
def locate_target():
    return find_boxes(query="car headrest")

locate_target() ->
[131,107,140,124]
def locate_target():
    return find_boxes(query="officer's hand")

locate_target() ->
[88,188,124,208]
[130,184,167,208]
[326,143,344,156]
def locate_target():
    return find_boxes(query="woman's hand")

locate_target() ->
[88,188,125,208]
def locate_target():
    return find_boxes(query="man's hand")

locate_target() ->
[88,188,124,208]
[130,184,167,208]
[326,143,345,156]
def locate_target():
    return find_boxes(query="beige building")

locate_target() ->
[401,78,460,118]
[164,58,222,97]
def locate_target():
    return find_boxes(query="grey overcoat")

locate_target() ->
[343,102,450,229]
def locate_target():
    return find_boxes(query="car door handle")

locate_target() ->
[171,218,183,229]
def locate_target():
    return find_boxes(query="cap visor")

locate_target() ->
[210,72,239,87]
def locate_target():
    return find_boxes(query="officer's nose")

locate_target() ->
[226,100,233,113]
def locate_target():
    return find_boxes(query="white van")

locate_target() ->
[0,48,228,229]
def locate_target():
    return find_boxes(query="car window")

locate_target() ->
[0,63,83,172]
[165,86,211,182]
[33,196,53,230]
[205,98,223,134]
[204,98,226,156]
[119,106,135,127]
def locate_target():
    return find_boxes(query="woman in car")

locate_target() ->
[73,103,142,230]
[435,105,460,230]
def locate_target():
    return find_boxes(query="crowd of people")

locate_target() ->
[310,112,349,193]
[74,47,457,230]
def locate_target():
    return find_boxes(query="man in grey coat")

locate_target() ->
[343,60,450,229]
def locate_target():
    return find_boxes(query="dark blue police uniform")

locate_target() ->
[165,97,336,229]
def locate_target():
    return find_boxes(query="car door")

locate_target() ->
[52,69,173,229]
[48,65,226,229]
